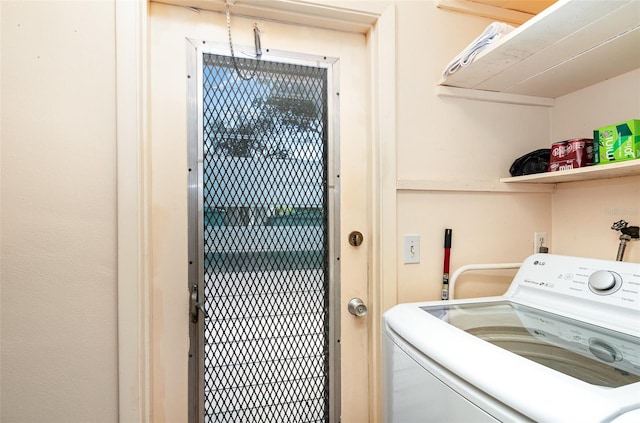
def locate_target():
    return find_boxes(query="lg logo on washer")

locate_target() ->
[533,260,546,266]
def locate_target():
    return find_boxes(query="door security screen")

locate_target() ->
[189,48,336,422]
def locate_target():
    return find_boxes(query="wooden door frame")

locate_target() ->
[115,1,396,421]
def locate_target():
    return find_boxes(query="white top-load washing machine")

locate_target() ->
[383,254,640,422]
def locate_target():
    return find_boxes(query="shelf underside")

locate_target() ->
[440,0,640,99]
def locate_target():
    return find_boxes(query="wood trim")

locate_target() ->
[152,0,384,33]
[436,0,534,25]
[436,86,555,107]
[368,5,397,422]
[115,0,151,421]
[397,179,556,193]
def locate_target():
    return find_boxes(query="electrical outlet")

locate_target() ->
[403,235,420,264]
[534,231,547,254]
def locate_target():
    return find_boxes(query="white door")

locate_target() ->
[149,3,371,421]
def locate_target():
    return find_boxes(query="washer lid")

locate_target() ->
[421,301,640,388]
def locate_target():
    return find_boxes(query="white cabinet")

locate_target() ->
[438,0,640,184]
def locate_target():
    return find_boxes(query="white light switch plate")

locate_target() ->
[403,234,420,264]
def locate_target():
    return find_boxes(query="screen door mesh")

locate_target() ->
[201,53,330,422]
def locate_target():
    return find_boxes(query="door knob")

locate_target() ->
[347,297,368,317]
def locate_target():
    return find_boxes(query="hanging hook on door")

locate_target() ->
[225,0,262,80]
[253,23,262,58]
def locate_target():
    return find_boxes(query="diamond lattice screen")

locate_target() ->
[202,53,330,422]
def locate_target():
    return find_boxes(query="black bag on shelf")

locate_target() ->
[509,148,550,176]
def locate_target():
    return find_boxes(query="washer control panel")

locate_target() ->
[509,254,640,311]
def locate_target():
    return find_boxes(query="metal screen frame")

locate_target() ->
[187,38,341,423]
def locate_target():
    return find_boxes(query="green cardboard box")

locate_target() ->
[594,119,640,164]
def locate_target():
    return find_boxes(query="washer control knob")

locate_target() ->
[588,270,621,292]
[589,338,621,363]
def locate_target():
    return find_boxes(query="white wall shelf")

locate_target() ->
[439,0,640,99]
[500,160,640,184]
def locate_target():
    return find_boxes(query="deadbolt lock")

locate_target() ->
[348,231,364,247]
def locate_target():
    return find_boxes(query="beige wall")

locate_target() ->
[550,69,640,263]
[393,3,639,303]
[1,1,119,422]
[397,191,551,302]
[393,2,553,301]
